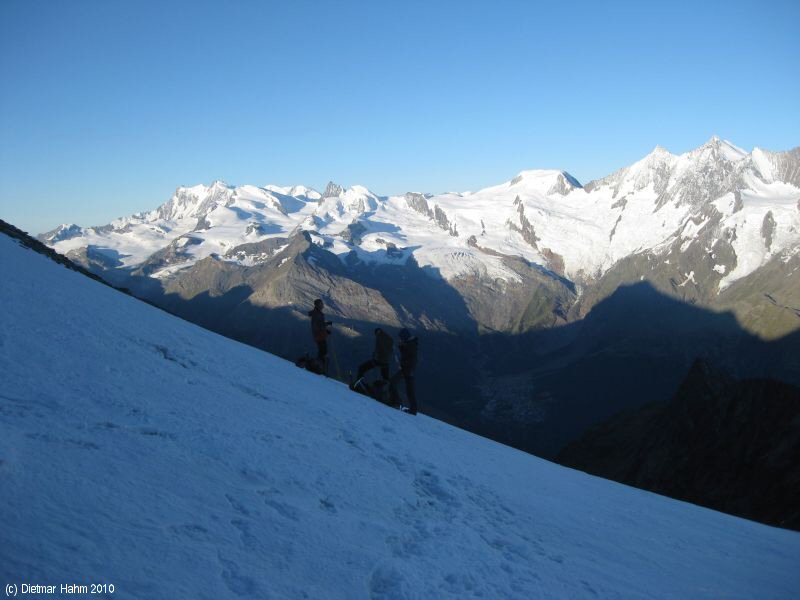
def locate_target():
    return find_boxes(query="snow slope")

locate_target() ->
[2,232,799,599]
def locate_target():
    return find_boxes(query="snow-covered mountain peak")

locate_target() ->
[317,182,379,202]
[314,184,380,222]
[347,184,374,196]
[342,185,380,210]
[265,184,321,200]
[38,223,83,244]
[150,181,236,223]
[587,138,756,209]
[689,136,748,163]
[632,144,677,173]
[507,169,581,195]
[639,145,677,167]
[588,145,677,196]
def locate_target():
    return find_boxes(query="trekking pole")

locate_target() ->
[329,331,343,380]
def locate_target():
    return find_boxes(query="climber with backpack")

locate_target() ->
[352,327,393,387]
[390,328,418,415]
[307,298,332,375]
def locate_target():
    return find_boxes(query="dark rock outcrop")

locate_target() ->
[558,359,800,530]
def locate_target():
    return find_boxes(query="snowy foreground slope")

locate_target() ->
[2,233,799,599]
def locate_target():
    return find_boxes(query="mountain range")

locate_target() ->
[39,137,800,455]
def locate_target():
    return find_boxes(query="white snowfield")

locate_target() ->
[48,137,800,287]
[2,233,798,599]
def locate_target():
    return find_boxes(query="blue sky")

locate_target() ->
[1,0,798,234]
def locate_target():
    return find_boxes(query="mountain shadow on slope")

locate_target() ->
[475,281,800,457]
[153,291,484,429]
[126,235,486,429]
[557,359,800,530]
[96,248,800,461]
[28,214,800,463]
[147,273,800,461]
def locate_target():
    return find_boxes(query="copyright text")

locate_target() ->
[5,583,115,596]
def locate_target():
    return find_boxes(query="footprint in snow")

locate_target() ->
[339,429,365,452]
[382,454,409,475]
[482,535,532,563]
[93,421,119,430]
[167,523,211,542]
[230,519,259,551]
[319,497,337,514]
[24,432,100,450]
[238,466,270,486]
[136,428,176,441]
[414,469,459,509]
[581,579,600,597]
[258,489,300,522]
[233,383,272,402]
[225,493,251,517]
[255,430,283,444]
[218,555,260,598]
[368,565,408,600]
[441,572,479,595]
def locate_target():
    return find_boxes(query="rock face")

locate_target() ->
[558,360,800,531]
[715,251,800,340]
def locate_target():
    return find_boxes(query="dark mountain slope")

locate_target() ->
[558,360,800,530]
